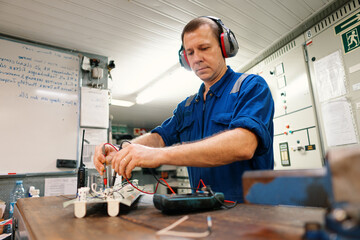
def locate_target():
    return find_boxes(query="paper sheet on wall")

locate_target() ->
[321,97,357,147]
[314,51,347,102]
[81,128,108,169]
[81,87,109,128]
[44,177,77,196]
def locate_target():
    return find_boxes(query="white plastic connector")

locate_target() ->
[92,67,103,79]
[107,198,120,217]
[74,201,87,218]
[78,187,90,201]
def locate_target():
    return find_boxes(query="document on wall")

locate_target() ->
[81,87,109,128]
[44,177,77,196]
[321,97,357,147]
[80,127,108,169]
[314,50,347,102]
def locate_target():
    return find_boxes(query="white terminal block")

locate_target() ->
[78,187,90,201]
[65,181,142,219]
[74,187,90,218]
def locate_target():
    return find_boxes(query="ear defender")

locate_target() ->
[220,28,239,58]
[179,16,239,70]
[178,46,191,71]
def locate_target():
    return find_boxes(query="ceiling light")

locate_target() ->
[136,87,155,105]
[110,99,135,107]
[135,68,200,105]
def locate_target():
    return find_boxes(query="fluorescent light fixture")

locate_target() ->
[111,99,135,107]
[136,86,155,105]
[135,68,200,105]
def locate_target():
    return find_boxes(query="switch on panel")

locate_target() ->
[277,75,286,89]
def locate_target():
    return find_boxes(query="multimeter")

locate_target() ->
[153,192,224,213]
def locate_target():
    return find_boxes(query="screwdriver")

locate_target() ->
[102,145,107,187]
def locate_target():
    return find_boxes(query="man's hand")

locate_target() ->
[93,144,117,175]
[111,144,163,179]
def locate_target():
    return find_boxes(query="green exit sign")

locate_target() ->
[341,25,360,53]
[335,11,360,34]
[335,11,360,54]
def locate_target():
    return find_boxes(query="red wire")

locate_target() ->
[104,142,119,151]
[158,178,176,194]
[104,143,235,200]
[196,179,207,192]
[196,179,236,204]
[124,176,176,195]
[103,143,176,195]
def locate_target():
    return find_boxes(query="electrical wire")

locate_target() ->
[106,141,199,191]
[208,187,237,209]
[103,142,176,195]
[123,176,176,195]
[102,142,238,206]
[195,179,237,209]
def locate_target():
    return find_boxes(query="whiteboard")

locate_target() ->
[0,37,80,175]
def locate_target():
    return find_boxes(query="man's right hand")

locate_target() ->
[93,144,117,175]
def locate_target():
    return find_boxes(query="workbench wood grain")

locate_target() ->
[14,195,325,240]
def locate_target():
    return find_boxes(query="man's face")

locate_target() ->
[183,24,226,83]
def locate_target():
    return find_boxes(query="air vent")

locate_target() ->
[264,40,296,65]
[313,0,359,35]
[240,0,358,72]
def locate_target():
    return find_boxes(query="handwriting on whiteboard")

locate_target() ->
[0,46,79,107]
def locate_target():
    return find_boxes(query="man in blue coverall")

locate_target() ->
[94,16,274,202]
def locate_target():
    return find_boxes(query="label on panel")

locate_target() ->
[313,51,346,102]
[279,142,291,166]
[321,97,357,146]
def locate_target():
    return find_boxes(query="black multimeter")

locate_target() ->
[153,192,224,213]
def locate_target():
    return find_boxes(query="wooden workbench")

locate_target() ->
[13,195,325,239]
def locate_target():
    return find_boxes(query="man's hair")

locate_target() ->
[181,17,222,44]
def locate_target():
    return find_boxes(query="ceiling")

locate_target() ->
[0,0,339,129]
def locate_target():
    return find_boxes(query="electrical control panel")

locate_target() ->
[247,35,323,170]
[305,3,360,153]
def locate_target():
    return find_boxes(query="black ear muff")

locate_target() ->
[221,29,238,58]
[178,46,191,71]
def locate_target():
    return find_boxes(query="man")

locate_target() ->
[94,16,274,202]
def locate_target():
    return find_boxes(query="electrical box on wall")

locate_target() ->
[247,35,323,170]
[305,2,360,153]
